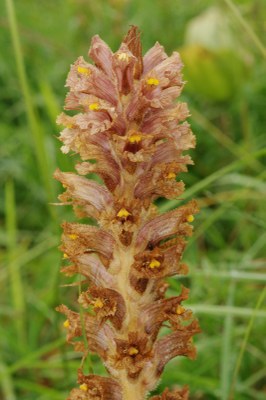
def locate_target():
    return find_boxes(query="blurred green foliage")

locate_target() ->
[0,0,266,399]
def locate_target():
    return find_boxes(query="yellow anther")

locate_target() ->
[63,253,69,259]
[68,233,78,240]
[146,77,159,86]
[128,347,139,356]
[66,123,73,129]
[89,102,100,111]
[176,305,185,315]
[93,298,104,309]
[186,215,194,223]
[77,66,91,75]
[117,208,131,218]
[62,184,67,188]
[167,172,176,179]
[63,319,70,328]
[128,134,142,144]
[68,234,78,240]
[149,259,161,269]
[118,52,129,62]
[79,383,88,392]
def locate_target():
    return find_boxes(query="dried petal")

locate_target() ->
[62,222,115,260]
[136,200,199,249]
[54,169,113,217]
[76,253,115,287]
[143,42,168,74]
[56,304,116,359]
[153,320,200,376]
[80,286,126,330]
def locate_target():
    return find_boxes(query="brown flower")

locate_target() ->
[113,332,152,378]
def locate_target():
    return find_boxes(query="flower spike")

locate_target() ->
[55,26,199,400]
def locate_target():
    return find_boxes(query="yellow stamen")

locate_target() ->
[176,305,185,315]
[68,234,78,240]
[128,347,139,356]
[66,123,73,129]
[167,172,176,179]
[146,77,159,86]
[186,215,194,223]
[77,66,91,75]
[149,259,161,269]
[63,319,70,328]
[62,184,67,188]
[89,102,100,111]
[118,52,129,62]
[63,253,69,259]
[93,298,104,309]
[117,208,131,218]
[79,383,88,392]
[128,134,142,144]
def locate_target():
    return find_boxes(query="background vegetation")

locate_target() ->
[1,0,265,399]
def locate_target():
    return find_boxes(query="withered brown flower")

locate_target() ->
[55,26,199,400]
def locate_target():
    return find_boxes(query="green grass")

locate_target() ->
[0,0,265,399]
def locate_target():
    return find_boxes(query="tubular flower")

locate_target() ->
[55,26,199,400]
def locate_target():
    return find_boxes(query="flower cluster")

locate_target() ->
[55,26,199,400]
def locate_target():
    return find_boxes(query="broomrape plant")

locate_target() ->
[55,26,200,400]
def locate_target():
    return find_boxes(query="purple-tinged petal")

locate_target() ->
[150,51,183,86]
[150,86,183,108]
[112,44,136,95]
[136,200,198,248]
[150,142,193,167]
[62,222,115,260]
[66,57,117,105]
[54,169,113,214]
[141,286,190,335]
[89,35,114,77]
[76,253,115,287]
[143,42,168,75]
[56,304,116,359]
[75,111,112,133]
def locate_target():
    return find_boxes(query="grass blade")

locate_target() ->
[5,0,56,215]
[220,280,236,400]
[229,286,266,399]
[160,148,266,212]
[0,359,16,400]
[5,179,27,348]
[188,304,266,319]
[223,0,266,58]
